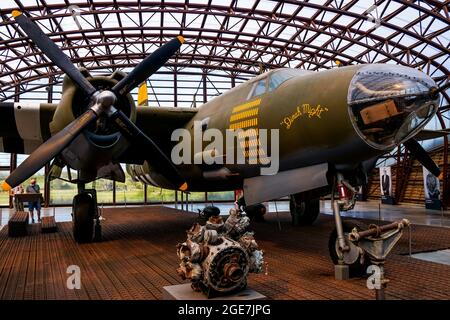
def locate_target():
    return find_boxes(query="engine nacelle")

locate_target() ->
[50,70,137,182]
[126,161,173,189]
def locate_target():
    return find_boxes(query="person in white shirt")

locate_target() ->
[10,184,24,211]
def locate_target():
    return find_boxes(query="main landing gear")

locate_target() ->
[72,183,102,243]
[289,194,320,226]
[244,204,267,222]
[328,172,409,299]
[235,196,266,222]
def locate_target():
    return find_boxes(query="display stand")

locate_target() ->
[14,193,43,212]
[334,264,349,280]
[381,195,395,205]
[425,199,442,210]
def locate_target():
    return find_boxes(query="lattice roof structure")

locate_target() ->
[0,0,449,112]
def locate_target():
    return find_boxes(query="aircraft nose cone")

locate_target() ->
[348,64,438,105]
[347,64,440,150]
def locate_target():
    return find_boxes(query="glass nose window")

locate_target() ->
[348,64,439,150]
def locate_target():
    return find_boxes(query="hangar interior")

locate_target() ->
[1,0,449,208]
[0,0,449,300]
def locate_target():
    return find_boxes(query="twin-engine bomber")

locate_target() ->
[0,10,445,274]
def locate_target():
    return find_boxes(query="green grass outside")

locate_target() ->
[0,171,236,206]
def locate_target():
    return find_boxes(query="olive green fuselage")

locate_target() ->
[144,65,383,191]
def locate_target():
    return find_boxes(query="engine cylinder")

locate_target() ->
[176,208,264,297]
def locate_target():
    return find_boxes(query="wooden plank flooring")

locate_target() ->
[0,206,449,300]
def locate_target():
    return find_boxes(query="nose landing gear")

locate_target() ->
[349,219,410,299]
[329,172,410,299]
[329,173,368,278]
[328,220,370,278]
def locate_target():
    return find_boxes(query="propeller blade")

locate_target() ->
[12,10,96,96]
[109,109,188,191]
[113,36,184,96]
[1,109,98,191]
[404,139,441,177]
[137,82,149,106]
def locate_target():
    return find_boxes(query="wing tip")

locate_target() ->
[179,182,188,191]
[1,181,11,191]
[12,10,22,18]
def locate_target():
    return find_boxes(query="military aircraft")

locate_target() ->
[0,11,444,274]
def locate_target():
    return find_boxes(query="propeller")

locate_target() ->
[113,36,185,96]
[12,10,96,96]
[399,80,448,178]
[404,139,441,177]
[2,91,114,190]
[2,10,187,192]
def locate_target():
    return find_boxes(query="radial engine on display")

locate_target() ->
[176,208,264,297]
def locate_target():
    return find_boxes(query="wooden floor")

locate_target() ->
[0,206,449,300]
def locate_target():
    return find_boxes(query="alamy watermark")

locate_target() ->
[366,265,382,290]
[171,121,280,175]
[67,265,81,290]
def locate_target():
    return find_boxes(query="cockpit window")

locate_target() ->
[248,69,311,99]
[268,69,300,91]
[250,79,267,98]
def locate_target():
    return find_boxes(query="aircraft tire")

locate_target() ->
[289,196,320,225]
[72,192,95,243]
[245,204,266,222]
[328,220,370,277]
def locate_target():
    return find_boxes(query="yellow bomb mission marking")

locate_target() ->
[231,99,261,114]
[280,104,329,130]
[228,99,269,164]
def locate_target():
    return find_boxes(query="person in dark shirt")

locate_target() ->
[26,178,41,223]
[381,169,390,196]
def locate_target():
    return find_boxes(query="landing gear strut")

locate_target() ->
[329,173,367,278]
[72,183,102,243]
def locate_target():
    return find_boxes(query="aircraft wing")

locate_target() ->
[0,102,56,154]
[118,106,197,164]
[0,102,197,162]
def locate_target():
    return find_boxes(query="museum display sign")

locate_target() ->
[379,166,395,205]
[422,166,442,210]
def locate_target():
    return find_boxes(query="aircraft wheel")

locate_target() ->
[72,192,95,243]
[328,220,370,277]
[289,196,320,225]
[245,204,266,222]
